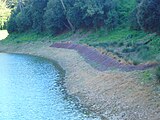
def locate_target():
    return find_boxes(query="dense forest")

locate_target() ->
[1,0,160,35]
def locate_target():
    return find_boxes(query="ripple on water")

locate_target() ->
[0,53,100,120]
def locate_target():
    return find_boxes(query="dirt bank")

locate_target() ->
[51,42,158,71]
[0,41,159,120]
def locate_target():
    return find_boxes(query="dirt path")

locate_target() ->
[51,42,158,71]
[0,41,159,120]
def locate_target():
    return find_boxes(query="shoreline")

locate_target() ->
[0,41,159,120]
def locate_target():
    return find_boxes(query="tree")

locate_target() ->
[7,10,17,32]
[7,0,135,34]
[59,0,75,31]
[137,0,160,33]
[0,0,11,29]
[30,0,48,32]
[44,0,66,34]
[18,0,24,12]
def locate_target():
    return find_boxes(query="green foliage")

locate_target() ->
[122,48,135,53]
[31,0,48,32]
[80,27,147,44]
[44,0,66,34]
[130,8,141,30]
[115,0,136,22]
[15,10,32,32]
[7,0,48,33]
[0,0,11,29]
[105,9,119,30]
[8,0,136,34]
[7,11,17,33]
[141,70,153,83]
[80,27,160,63]
[156,66,160,83]
[136,0,160,33]
[1,32,45,44]
[1,30,73,44]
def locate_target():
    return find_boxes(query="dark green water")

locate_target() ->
[0,53,99,120]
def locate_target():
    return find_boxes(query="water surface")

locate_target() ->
[0,53,99,120]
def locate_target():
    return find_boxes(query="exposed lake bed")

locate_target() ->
[0,41,159,120]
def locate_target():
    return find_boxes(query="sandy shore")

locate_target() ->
[0,41,159,120]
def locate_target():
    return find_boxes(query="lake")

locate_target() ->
[0,53,99,120]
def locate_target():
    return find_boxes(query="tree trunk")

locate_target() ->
[59,0,75,32]
[18,0,23,12]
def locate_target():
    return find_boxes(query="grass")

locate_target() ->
[138,65,160,85]
[0,31,73,45]
[1,27,160,64]
[80,27,147,44]
[79,27,160,63]
[140,70,154,84]
[156,66,160,83]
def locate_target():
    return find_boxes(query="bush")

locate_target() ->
[118,42,124,47]
[133,59,141,65]
[7,11,18,33]
[137,0,160,33]
[109,41,118,47]
[130,8,141,30]
[156,66,160,83]
[126,42,133,47]
[97,42,109,48]
[122,48,135,53]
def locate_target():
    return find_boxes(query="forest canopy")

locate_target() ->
[3,0,160,34]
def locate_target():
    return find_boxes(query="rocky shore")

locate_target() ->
[0,41,159,120]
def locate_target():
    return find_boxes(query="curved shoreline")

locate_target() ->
[0,42,159,120]
[52,42,158,71]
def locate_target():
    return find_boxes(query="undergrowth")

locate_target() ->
[156,66,160,83]
[79,27,160,63]
[1,27,160,64]
[0,31,72,44]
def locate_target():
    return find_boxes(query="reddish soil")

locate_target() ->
[51,42,158,71]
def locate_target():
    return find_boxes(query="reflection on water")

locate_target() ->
[0,53,99,120]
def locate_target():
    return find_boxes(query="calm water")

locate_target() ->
[0,53,99,120]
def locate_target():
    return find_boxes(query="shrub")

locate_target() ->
[133,59,140,65]
[110,41,118,47]
[98,42,109,48]
[118,42,124,47]
[126,42,133,47]
[7,11,18,33]
[156,66,160,83]
[135,45,149,52]
[122,48,135,53]
[137,0,160,33]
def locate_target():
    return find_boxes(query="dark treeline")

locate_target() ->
[6,0,160,34]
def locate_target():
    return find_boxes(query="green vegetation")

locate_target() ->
[0,0,159,80]
[0,0,159,86]
[79,27,160,63]
[0,1,11,29]
[156,66,160,83]
[80,28,147,44]
[1,0,159,34]
[140,70,154,84]
[6,0,139,33]
[6,0,160,34]
[0,31,73,44]
[138,67,160,85]
[137,0,160,33]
